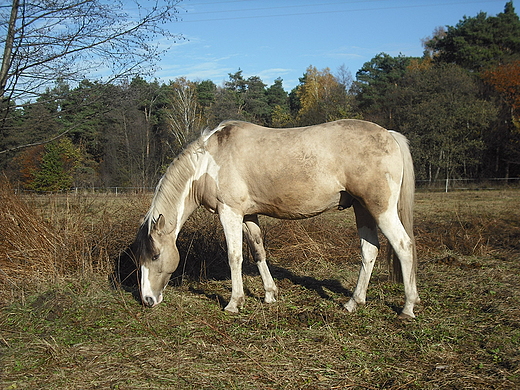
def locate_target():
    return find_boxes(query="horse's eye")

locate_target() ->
[152,254,160,261]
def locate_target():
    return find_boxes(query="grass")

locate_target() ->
[1,179,519,389]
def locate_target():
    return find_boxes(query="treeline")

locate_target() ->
[2,67,358,190]
[1,2,519,191]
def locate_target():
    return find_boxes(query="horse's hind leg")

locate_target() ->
[376,209,420,319]
[345,200,380,313]
[243,215,278,303]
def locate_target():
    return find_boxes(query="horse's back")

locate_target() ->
[207,119,396,162]
[206,119,401,181]
[203,120,404,218]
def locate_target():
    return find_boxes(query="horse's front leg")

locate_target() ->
[243,215,278,303]
[219,205,246,313]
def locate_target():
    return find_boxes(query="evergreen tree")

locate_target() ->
[265,78,288,108]
[354,53,416,127]
[392,64,497,182]
[425,2,520,71]
[29,138,82,192]
[266,78,291,127]
[196,80,217,126]
[243,76,270,125]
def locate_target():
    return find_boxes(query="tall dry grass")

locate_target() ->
[0,177,66,294]
[0,176,149,304]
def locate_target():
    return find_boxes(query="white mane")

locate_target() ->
[142,138,205,232]
[141,121,233,233]
[201,121,229,142]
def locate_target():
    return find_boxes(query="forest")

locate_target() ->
[0,1,519,191]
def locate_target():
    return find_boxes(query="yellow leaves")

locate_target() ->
[270,104,292,128]
[407,57,434,72]
[296,66,352,125]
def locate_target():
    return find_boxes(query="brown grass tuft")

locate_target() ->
[0,176,66,296]
[0,176,149,304]
[265,215,359,271]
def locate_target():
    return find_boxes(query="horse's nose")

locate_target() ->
[143,296,156,307]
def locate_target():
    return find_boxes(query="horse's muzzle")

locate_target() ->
[142,293,163,307]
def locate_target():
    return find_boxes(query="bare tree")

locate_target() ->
[164,78,203,152]
[0,0,183,154]
[1,0,182,101]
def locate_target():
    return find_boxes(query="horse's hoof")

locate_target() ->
[343,300,358,313]
[264,291,277,304]
[398,312,415,321]
[224,305,239,313]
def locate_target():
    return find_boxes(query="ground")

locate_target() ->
[1,189,519,389]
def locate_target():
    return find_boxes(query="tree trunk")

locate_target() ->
[0,0,19,99]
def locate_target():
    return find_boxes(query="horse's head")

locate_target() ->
[137,214,179,307]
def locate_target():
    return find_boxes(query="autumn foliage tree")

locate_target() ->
[482,60,520,174]
[296,66,355,126]
[482,61,520,126]
[16,138,82,192]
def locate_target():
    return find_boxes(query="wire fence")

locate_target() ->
[416,177,520,192]
[11,178,520,195]
[14,186,156,195]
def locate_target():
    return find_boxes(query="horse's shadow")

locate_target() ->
[269,265,352,301]
[110,239,353,309]
[110,243,141,301]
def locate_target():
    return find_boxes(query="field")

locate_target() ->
[1,182,519,389]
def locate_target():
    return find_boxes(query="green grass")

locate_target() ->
[1,190,520,389]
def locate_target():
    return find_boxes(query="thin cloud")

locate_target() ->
[155,58,235,83]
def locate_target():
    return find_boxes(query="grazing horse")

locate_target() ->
[133,119,420,319]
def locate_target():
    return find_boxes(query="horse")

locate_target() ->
[132,119,420,319]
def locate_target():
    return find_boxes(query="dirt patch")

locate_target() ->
[30,290,73,321]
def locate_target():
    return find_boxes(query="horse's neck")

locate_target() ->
[147,148,201,236]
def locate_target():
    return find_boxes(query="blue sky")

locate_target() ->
[153,0,509,90]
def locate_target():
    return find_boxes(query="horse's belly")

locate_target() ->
[250,190,342,219]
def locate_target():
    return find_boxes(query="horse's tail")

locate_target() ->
[387,131,416,283]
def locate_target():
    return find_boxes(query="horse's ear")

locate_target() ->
[151,214,166,236]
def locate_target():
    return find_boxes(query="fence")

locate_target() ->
[12,178,520,195]
[14,186,155,195]
[416,177,520,192]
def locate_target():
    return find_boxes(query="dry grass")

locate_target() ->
[0,177,68,297]
[0,176,150,304]
[1,183,519,389]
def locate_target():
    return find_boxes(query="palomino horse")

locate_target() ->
[133,119,420,319]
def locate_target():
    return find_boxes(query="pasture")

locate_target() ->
[1,184,519,389]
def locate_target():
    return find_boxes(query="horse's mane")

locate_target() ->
[141,137,206,233]
[139,121,233,235]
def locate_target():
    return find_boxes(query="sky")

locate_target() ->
[151,0,510,90]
